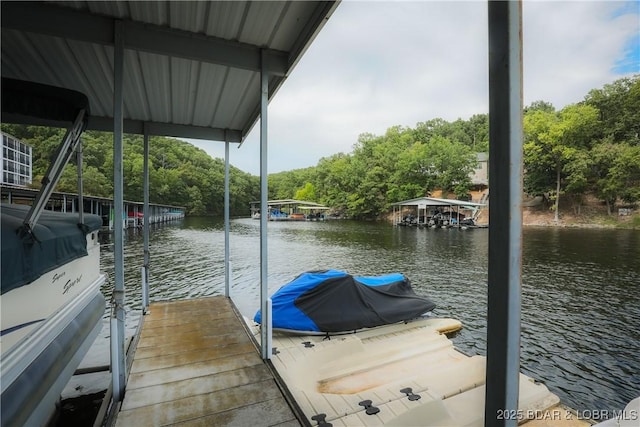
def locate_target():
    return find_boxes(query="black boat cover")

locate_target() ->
[1,204,102,295]
[1,77,90,127]
[254,270,436,333]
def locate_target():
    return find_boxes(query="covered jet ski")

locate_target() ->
[253,270,436,334]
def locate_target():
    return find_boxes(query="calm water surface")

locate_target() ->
[97,218,639,413]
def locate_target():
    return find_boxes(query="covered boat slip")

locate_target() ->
[1,0,341,415]
[250,199,332,221]
[391,197,486,228]
[1,184,186,230]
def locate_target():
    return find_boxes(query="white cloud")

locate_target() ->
[189,0,639,175]
[522,1,638,107]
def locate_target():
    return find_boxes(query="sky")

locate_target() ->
[187,0,640,176]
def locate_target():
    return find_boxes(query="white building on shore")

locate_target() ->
[1,131,32,187]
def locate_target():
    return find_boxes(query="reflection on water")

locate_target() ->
[98,218,639,412]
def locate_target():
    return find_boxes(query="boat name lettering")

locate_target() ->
[63,275,83,294]
[52,272,66,284]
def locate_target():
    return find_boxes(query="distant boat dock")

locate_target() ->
[1,184,185,229]
[250,199,332,221]
[392,196,487,228]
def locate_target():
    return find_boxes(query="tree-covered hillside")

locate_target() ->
[0,127,259,216]
[266,75,640,219]
[524,76,640,218]
[2,75,637,219]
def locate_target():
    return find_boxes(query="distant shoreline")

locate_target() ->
[522,208,639,230]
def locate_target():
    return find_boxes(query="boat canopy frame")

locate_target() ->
[1,78,90,232]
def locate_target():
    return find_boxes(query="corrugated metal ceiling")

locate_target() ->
[1,1,339,142]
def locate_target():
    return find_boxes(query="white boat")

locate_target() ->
[1,78,107,426]
[1,205,105,351]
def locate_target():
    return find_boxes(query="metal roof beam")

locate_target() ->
[88,117,243,142]
[0,112,242,142]
[1,1,288,76]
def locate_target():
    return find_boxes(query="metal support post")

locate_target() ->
[259,50,271,360]
[485,1,524,426]
[111,19,127,402]
[143,129,150,312]
[141,267,148,313]
[266,298,273,358]
[76,140,84,224]
[224,137,230,298]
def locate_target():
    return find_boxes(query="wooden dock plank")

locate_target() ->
[169,398,298,427]
[115,297,300,427]
[134,332,250,359]
[130,341,256,374]
[121,364,275,411]
[116,380,284,425]
[126,352,262,390]
[139,315,240,337]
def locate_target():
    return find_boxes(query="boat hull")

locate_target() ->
[1,232,102,352]
[1,279,105,426]
[1,232,106,426]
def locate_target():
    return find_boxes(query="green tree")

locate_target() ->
[186,185,206,215]
[592,141,640,214]
[6,76,637,220]
[592,141,624,215]
[524,104,600,221]
[315,153,354,215]
[524,100,555,114]
[392,136,474,200]
[294,182,316,201]
[584,75,640,145]
[563,148,592,214]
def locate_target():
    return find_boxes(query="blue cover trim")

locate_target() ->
[254,270,348,332]
[356,272,405,287]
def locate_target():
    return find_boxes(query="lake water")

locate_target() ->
[96,217,639,414]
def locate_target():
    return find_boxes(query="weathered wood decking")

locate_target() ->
[115,297,299,427]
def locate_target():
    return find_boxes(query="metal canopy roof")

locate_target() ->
[1,1,339,142]
[251,198,326,207]
[391,196,486,208]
